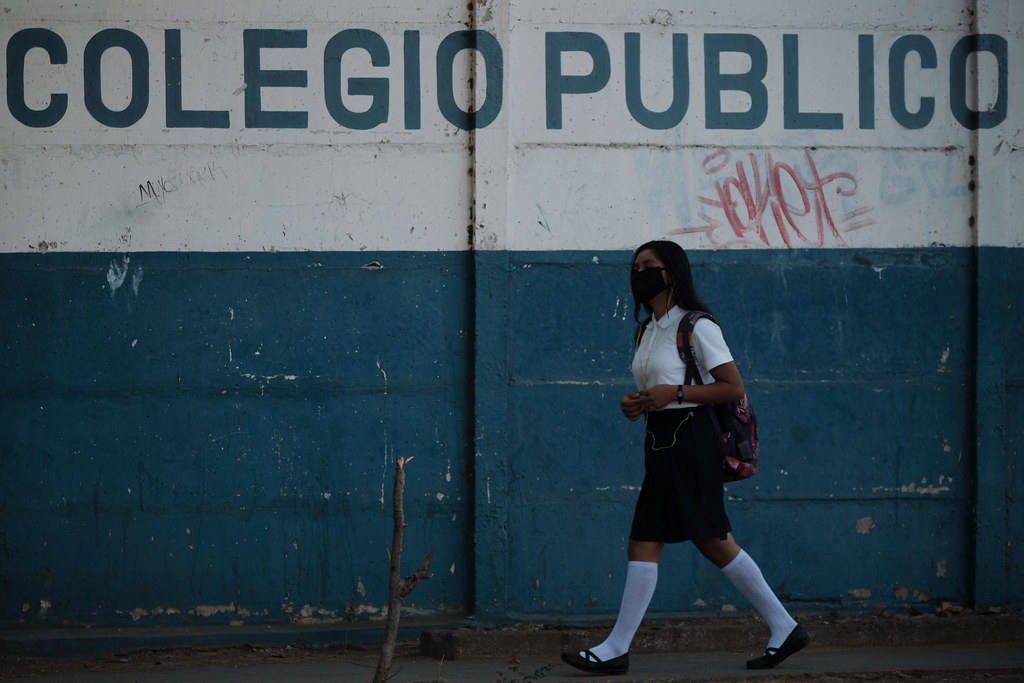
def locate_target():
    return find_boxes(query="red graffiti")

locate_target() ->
[670,148,876,249]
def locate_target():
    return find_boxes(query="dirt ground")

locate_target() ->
[2,641,1022,682]
[1,641,383,678]
[3,612,1023,681]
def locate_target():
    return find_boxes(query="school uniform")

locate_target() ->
[629,306,733,542]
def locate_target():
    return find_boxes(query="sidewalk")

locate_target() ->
[3,612,1024,682]
[7,643,1022,682]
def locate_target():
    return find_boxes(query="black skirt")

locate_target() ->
[629,407,732,543]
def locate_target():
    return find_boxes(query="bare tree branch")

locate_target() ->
[372,457,434,683]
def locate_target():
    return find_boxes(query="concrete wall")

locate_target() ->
[1,0,1021,632]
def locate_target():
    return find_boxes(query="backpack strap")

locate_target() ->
[634,316,652,349]
[677,311,730,436]
[677,310,717,386]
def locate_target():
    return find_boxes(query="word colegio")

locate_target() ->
[3,27,1010,131]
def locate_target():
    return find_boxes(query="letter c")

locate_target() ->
[6,28,68,127]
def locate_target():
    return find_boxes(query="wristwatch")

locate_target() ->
[676,385,684,404]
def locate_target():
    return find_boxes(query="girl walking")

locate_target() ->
[561,240,808,675]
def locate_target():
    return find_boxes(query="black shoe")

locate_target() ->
[561,649,629,675]
[746,624,810,669]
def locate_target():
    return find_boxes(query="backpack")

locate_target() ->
[634,311,759,482]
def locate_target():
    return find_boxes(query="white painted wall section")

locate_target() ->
[0,0,1019,252]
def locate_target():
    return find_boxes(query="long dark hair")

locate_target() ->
[631,240,713,322]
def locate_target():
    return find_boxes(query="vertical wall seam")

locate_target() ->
[465,0,480,618]
[966,0,981,609]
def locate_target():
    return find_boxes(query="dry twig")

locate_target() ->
[372,456,434,683]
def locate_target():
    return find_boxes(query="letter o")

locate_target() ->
[436,30,503,131]
[84,29,149,128]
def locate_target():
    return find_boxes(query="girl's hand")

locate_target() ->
[620,391,645,421]
[638,385,675,411]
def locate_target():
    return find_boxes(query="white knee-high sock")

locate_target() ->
[720,549,797,649]
[587,561,658,661]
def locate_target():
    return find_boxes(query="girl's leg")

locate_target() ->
[583,540,663,661]
[694,534,798,649]
[627,539,664,563]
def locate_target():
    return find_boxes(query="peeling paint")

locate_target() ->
[286,603,396,625]
[122,604,248,621]
[106,256,129,296]
[894,586,931,603]
[189,604,251,618]
[936,559,948,578]
[342,604,382,619]
[899,481,951,495]
[872,478,952,495]
[239,373,299,382]
[298,604,334,619]
[855,516,876,534]
[533,379,610,386]
[848,588,872,600]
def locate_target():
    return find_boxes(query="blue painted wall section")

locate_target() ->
[476,249,983,620]
[1,252,472,627]
[1,247,1021,630]
[974,247,1024,608]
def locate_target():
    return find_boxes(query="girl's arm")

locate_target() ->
[638,362,744,411]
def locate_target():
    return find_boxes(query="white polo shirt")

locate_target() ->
[630,306,734,410]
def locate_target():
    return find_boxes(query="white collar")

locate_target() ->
[650,305,684,330]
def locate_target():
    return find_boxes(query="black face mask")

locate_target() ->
[630,267,668,303]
